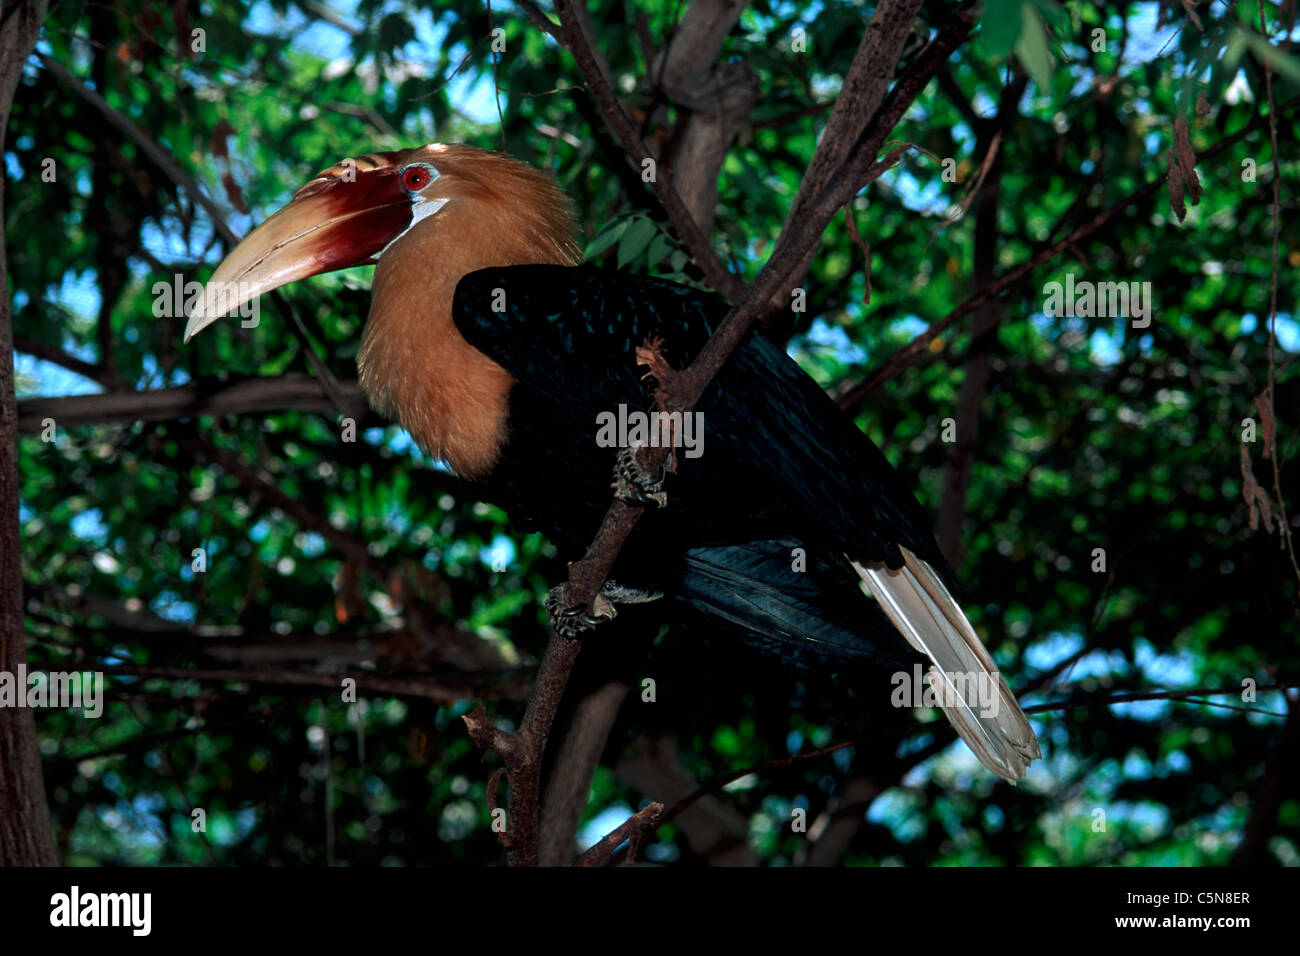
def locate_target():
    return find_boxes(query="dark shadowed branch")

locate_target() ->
[13,333,123,388]
[96,662,530,704]
[537,678,631,865]
[615,734,756,864]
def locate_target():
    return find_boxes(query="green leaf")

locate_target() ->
[646,232,673,268]
[1015,5,1054,92]
[583,217,631,260]
[981,0,1024,59]
[1027,0,1069,34]
[617,217,657,269]
[1243,32,1300,86]
[1223,29,1248,72]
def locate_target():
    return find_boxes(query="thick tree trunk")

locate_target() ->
[0,0,59,866]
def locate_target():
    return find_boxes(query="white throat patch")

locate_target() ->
[377,164,447,258]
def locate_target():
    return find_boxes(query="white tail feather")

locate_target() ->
[851,548,1041,783]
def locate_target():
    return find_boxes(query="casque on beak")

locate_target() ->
[183,164,414,343]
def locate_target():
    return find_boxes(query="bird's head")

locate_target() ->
[183,142,581,343]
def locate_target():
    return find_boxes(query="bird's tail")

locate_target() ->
[851,548,1041,783]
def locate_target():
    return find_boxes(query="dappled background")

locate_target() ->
[5,0,1299,865]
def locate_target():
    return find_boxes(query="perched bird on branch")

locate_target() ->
[185,143,1041,782]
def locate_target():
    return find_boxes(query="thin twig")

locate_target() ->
[513,0,564,43]
[487,0,507,152]
[36,53,239,246]
[577,801,663,866]
[12,333,120,387]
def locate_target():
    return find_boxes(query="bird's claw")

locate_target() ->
[613,445,671,509]
[546,585,617,639]
[545,579,664,638]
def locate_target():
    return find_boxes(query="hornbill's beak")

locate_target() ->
[183,165,413,343]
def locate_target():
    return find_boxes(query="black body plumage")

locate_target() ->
[451,265,953,673]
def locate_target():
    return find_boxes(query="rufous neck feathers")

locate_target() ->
[357,146,581,478]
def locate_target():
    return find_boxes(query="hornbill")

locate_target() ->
[185,143,1041,782]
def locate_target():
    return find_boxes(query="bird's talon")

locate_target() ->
[545,585,618,638]
[613,445,671,509]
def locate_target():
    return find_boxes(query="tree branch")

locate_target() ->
[95,662,530,704]
[620,681,1300,859]
[577,800,662,866]
[16,374,375,435]
[653,0,757,236]
[469,0,981,868]
[615,733,756,865]
[463,635,582,864]
[551,0,744,298]
[513,0,564,43]
[13,334,122,388]
[537,678,631,864]
[936,74,1025,566]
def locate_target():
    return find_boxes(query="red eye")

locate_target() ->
[400,166,431,192]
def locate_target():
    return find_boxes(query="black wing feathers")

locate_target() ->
[453,263,949,580]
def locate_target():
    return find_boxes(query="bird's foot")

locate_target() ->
[545,579,664,638]
[613,445,672,509]
[546,585,617,638]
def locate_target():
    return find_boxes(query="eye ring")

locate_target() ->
[400,165,432,192]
